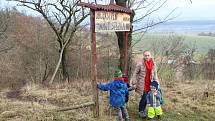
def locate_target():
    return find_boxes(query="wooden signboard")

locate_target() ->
[95,11,130,32]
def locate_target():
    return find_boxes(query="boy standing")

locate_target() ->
[97,69,130,121]
[147,81,163,120]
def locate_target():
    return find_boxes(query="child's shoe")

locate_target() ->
[125,117,131,121]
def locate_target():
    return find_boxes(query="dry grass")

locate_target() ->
[0,80,94,121]
[0,79,215,121]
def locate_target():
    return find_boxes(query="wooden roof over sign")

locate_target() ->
[78,2,132,14]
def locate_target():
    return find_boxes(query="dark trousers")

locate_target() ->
[139,91,149,112]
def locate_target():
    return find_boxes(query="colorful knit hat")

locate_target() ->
[114,69,122,77]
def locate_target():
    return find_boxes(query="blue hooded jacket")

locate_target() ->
[97,79,128,108]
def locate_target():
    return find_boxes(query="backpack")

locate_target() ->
[157,88,164,105]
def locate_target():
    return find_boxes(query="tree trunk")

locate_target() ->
[116,32,124,71]
[41,61,49,83]
[61,48,69,82]
[115,0,135,78]
[115,0,127,6]
[49,48,64,84]
[49,42,68,84]
[127,11,135,79]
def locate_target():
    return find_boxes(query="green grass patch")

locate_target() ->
[133,33,215,54]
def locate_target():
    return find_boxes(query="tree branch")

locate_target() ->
[133,0,168,23]
[0,45,14,54]
[133,7,178,32]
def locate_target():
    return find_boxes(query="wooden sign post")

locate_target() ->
[78,3,131,117]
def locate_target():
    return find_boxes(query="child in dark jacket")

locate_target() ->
[97,69,130,121]
[146,81,163,120]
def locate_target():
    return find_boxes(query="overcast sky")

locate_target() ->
[160,0,215,20]
[0,0,214,21]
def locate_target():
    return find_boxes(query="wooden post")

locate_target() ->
[123,31,129,75]
[90,9,99,117]
[56,102,95,111]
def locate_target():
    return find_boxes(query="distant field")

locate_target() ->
[132,33,215,54]
[150,20,215,33]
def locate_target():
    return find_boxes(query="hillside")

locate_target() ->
[0,80,215,121]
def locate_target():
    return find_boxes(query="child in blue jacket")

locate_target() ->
[97,69,130,121]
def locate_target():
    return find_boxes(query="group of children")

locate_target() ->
[97,69,163,121]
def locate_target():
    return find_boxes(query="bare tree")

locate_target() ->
[207,49,215,63]
[0,8,13,54]
[150,35,187,70]
[8,0,89,83]
[147,35,188,81]
[113,0,177,77]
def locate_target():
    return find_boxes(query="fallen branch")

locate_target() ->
[56,102,95,112]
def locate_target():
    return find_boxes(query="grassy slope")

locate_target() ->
[0,80,215,121]
[0,82,95,121]
[127,80,215,121]
[133,33,215,54]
